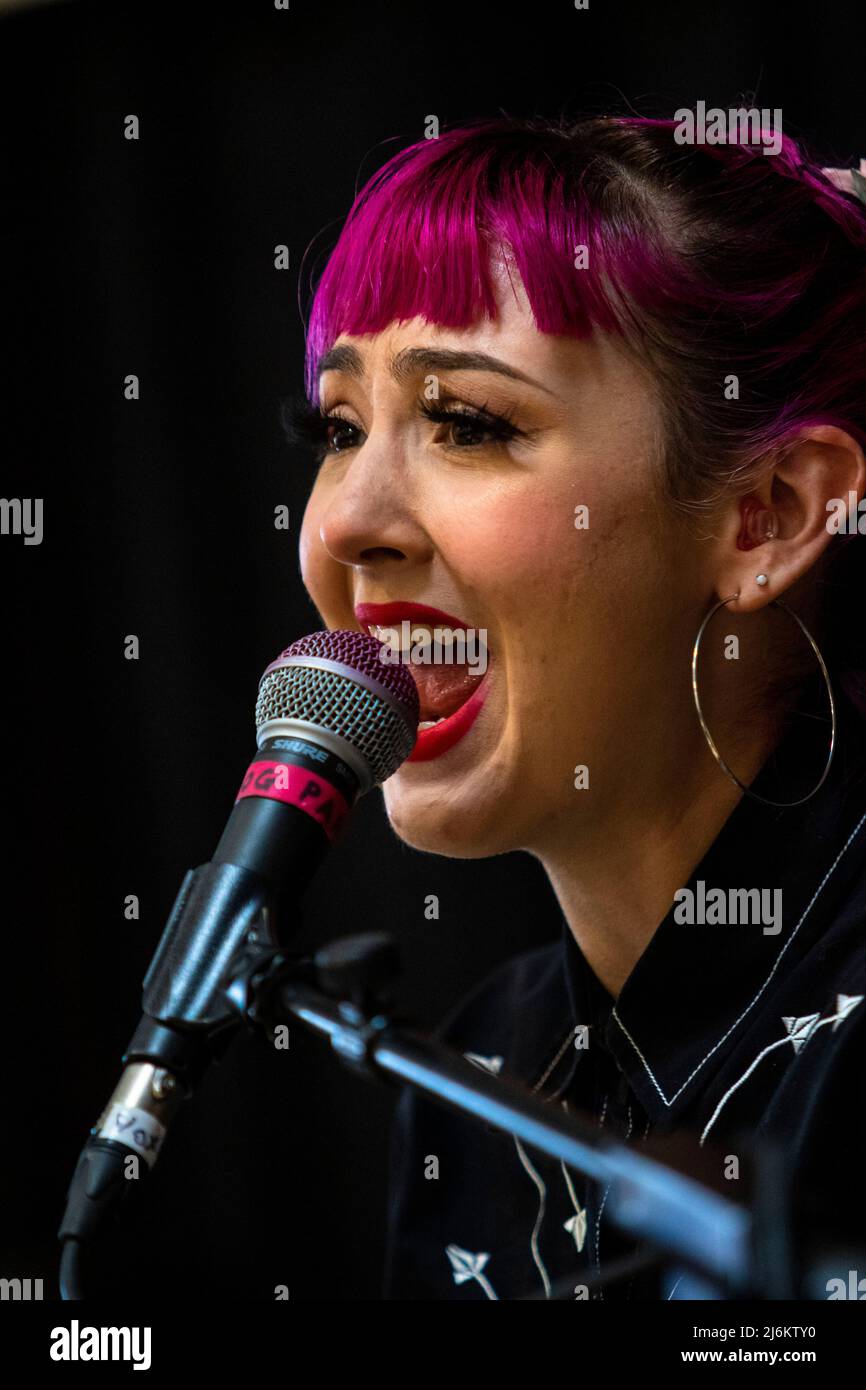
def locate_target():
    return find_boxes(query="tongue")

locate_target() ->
[409,664,483,720]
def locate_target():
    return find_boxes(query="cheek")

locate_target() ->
[467,478,673,707]
[298,495,320,589]
[433,482,574,589]
[298,490,345,620]
[443,479,623,619]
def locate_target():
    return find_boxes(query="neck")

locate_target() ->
[536,741,770,1000]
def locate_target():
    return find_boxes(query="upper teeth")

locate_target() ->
[368,623,403,644]
[367,623,467,649]
[366,622,472,652]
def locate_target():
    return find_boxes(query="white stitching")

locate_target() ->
[698,1035,793,1144]
[513,1137,552,1299]
[559,1100,588,1253]
[532,1025,580,1092]
[594,1105,633,1300]
[699,1001,861,1144]
[611,810,866,1106]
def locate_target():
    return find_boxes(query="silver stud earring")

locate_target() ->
[756,573,769,587]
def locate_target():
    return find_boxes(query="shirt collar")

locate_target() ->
[522,690,866,1122]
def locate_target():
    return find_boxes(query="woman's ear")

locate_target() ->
[714,426,866,613]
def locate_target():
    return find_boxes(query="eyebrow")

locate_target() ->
[317,343,554,394]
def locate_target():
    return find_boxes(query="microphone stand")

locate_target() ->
[226,930,759,1300]
[62,925,833,1301]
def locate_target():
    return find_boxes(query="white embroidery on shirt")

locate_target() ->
[563,1208,588,1253]
[445,1245,499,1300]
[782,1013,821,1053]
[513,1137,553,1299]
[700,995,864,1144]
[531,1025,582,1092]
[833,993,864,1029]
[594,1102,633,1299]
[464,1052,504,1075]
[559,1103,588,1253]
[611,809,866,1107]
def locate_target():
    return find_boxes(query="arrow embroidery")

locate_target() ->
[702,993,865,1144]
[782,1013,821,1053]
[564,1209,588,1253]
[832,993,863,1031]
[464,1052,504,1075]
[445,1244,498,1300]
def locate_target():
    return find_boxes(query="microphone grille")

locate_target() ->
[255,629,419,785]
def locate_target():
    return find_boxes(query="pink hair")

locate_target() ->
[301,114,866,712]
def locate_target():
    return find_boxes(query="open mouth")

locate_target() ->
[355,601,490,762]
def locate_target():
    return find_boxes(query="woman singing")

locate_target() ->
[287,114,866,1299]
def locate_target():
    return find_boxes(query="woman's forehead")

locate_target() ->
[323,312,644,406]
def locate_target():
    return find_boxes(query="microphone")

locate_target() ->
[58,630,418,1279]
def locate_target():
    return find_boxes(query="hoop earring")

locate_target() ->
[691,594,837,808]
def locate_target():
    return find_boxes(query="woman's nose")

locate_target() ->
[318,447,432,570]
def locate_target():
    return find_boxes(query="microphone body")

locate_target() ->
[59,631,418,1255]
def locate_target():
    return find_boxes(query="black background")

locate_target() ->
[1,0,863,1300]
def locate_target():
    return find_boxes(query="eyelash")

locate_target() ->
[281,392,522,464]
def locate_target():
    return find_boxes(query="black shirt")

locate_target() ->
[383,693,866,1300]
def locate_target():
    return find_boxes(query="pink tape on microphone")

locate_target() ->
[235,760,350,841]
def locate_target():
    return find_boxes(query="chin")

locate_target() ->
[381,779,514,860]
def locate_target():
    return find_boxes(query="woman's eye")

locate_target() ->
[421,402,521,451]
[325,417,362,453]
[279,396,364,464]
[282,394,522,466]
[443,417,495,448]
